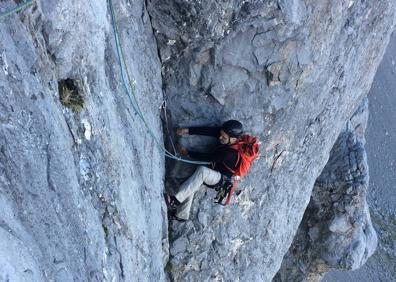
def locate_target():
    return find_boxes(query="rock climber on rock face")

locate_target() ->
[164,120,245,221]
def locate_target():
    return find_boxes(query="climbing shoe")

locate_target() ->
[169,213,187,222]
[164,193,180,210]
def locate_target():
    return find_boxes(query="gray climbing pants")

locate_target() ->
[174,166,221,220]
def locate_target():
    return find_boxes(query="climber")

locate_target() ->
[164,120,259,221]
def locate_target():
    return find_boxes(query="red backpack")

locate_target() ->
[228,135,260,177]
[219,135,260,205]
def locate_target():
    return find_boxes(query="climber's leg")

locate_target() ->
[175,166,221,220]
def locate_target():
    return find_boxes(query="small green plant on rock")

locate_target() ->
[58,78,84,112]
[164,261,173,273]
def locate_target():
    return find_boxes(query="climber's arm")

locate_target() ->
[187,150,213,162]
[176,126,221,137]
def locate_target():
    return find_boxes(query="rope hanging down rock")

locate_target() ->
[0,0,35,20]
[108,0,210,165]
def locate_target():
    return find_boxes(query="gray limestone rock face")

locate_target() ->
[274,102,377,281]
[1,0,395,281]
[1,0,166,281]
[147,0,396,281]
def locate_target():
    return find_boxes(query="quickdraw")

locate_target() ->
[214,179,237,205]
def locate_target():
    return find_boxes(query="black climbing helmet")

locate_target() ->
[222,120,243,137]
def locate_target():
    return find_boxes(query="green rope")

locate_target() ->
[108,0,211,166]
[0,0,35,20]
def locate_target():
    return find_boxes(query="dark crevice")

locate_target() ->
[119,255,125,279]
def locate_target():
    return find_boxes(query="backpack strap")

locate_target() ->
[224,179,237,205]
[222,146,241,176]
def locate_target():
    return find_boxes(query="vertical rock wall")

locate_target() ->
[275,99,377,281]
[148,0,396,281]
[1,0,395,281]
[0,0,166,281]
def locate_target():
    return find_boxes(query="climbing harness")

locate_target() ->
[209,174,235,205]
[214,178,237,205]
[0,0,35,20]
[108,0,210,165]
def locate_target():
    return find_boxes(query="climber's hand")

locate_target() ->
[177,144,189,156]
[176,128,189,136]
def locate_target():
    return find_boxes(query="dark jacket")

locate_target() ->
[187,126,239,178]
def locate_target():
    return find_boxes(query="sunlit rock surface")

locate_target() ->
[0,0,395,281]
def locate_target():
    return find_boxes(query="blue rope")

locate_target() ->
[108,0,211,166]
[0,0,35,20]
